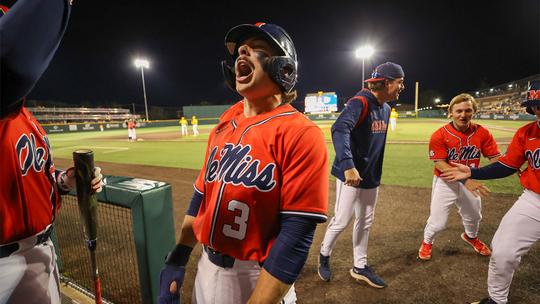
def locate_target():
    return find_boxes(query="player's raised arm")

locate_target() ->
[0,0,71,107]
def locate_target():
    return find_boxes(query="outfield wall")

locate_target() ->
[40,111,535,133]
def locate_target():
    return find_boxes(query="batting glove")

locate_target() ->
[158,264,185,304]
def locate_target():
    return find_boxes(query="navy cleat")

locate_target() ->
[350,265,387,288]
[318,254,331,282]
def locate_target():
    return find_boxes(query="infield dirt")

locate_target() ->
[54,158,540,304]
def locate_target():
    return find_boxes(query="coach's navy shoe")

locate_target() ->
[470,298,497,304]
[350,265,387,288]
[318,254,331,282]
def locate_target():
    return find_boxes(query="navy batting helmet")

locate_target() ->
[221,22,298,93]
[522,80,540,115]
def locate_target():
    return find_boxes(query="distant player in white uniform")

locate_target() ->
[418,93,500,261]
[443,81,540,304]
[389,108,398,131]
[191,115,199,136]
[179,116,188,136]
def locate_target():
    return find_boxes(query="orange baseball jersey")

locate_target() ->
[498,121,540,194]
[192,101,328,262]
[0,107,61,244]
[429,122,500,176]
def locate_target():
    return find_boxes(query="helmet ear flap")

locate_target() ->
[266,56,297,93]
[221,60,236,91]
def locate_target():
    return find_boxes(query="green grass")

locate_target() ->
[49,126,209,169]
[48,118,534,194]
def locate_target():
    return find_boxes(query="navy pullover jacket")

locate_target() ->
[0,0,71,111]
[331,89,391,189]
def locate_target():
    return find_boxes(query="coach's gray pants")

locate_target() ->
[320,180,379,268]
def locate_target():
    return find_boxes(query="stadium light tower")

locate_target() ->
[355,45,375,87]
[134,58,150,121]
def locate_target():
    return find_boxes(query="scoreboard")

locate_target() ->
[304,91,338,114]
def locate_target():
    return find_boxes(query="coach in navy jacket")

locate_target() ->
[318,62,405,288]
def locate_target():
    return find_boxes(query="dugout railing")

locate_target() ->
[53,176,176,304]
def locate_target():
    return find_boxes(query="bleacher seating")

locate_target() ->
[475,77,537,115]
[27,107,139,123]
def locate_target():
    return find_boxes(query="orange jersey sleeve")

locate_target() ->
[279,126,328,222]
[498,128,526,170]
[499,121,540,194]
[429,128,448,161]
[479,125,501,159]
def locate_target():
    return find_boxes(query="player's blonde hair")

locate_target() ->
[447,93,478,117]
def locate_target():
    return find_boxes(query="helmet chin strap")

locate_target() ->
[221,60,236,91]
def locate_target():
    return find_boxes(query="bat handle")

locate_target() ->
[90,250,102,304]
[94,277,102,304]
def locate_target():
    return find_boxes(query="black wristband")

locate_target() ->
[165,244,193,267]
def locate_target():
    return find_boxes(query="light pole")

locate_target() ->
[355,45,374,87]
[134,58,150,121]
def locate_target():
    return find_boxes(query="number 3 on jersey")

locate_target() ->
[222,200,250,240]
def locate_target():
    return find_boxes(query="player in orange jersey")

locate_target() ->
[418,93,500,261]
[158,22,328,304]
[443,81,540,304]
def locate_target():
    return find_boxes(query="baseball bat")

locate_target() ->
[73,149,102,304]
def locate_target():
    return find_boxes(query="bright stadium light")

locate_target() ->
[134,58,150,69]
[134,58,150,121]
[355,45,375,87]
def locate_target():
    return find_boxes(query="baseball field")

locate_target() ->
[50,118,539,304]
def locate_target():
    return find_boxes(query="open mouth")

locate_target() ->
[235,59,253,83]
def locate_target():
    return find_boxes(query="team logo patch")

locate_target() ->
[447,145,481,161]
[16,133,50,176]
[525,148,540,169]
[205,143,277,192]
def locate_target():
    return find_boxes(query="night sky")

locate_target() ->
[19,0,540,109]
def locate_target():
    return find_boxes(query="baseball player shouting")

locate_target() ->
[442,81,540,304]
[159,22,328,304]
[418,93,500,261]
[318,62,405,288]
[0,1,103,303]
